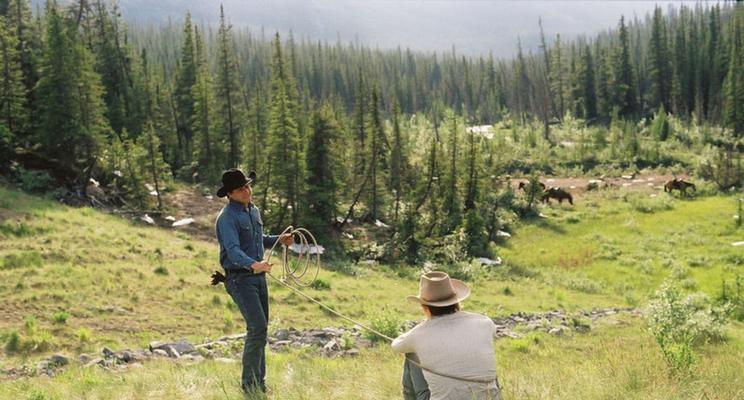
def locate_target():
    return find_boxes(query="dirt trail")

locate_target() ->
[510,173,691,198]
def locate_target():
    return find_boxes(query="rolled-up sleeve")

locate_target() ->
[216,214,256,270]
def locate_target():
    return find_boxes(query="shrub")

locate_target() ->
[311,278,331,290]
[625,192,674,213]
[365,309,403,344]
[153,266,169,275]
[76,327,92,343]
[14,167,53,193]
[340,331,355,350]
[717,274,744,322]
[4,330,20,353]
[645,281,732,374]
[52,311,70,324]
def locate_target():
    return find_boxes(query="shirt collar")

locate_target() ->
[227,200,255,212]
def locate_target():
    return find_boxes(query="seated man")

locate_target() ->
[392,271,501,400]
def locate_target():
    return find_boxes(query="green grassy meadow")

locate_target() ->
[1,184,743,399]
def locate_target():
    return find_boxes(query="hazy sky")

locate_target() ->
[51,0,690,56]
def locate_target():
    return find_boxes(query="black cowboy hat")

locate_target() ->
[216,169,257,198]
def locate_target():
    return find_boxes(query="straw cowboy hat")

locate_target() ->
[407,271,471,307]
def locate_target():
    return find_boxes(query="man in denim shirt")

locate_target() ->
[215,168,292,394]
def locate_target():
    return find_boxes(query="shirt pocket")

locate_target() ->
[239,219,254,242]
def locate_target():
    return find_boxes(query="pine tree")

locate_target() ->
[463,123,479,211]
[462,208,489,257]
[389,99,406,224]
[550,34,566,120]
[576,44,597,120]
[365,86,389,221]
[173,11,197,168]
[0,16,26,136]
[671,16,690,116]
[440,112,461,234]
[90,0,140,137]
[215,5,243,170]
[723,6,744,138]
[612,16,638,119]
[267,31,301,228]
[191,25,218,183]
[36,1,110,178]
[353,68,367,182]
[595,46,612,120]
[305,104,338,235]
[648,6,672,111]
[137,121,170,209]
[6,0,38,138]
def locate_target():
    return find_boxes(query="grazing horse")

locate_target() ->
[664,179,696,196]
[518,181,546,192]
[542,187,574,205]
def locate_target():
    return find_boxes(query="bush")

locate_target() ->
[4,330,20,353]
[311,278,331,290]
[717,274,744,322]
[76,327,92,343]
[52,311,70,324]
[365,309,403,344]
[624,192,674,213]
[14,167,53,193]
[4,322,56,355]
[153,266,169,275]
[340,331,355,350]
[645,281,732,374]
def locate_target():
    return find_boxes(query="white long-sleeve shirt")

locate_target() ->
[392,311,501,400]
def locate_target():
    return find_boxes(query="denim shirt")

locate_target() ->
[215,201,279,271]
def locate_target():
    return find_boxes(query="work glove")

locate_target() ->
[210,271,226,286]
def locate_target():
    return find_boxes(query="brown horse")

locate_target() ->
[542,187,573,205]
[664,179,696,196]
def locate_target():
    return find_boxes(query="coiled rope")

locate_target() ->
[260,226,499,386]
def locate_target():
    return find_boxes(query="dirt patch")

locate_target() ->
[149,188,226,241]
[510,173,691,202]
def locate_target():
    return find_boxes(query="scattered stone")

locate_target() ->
[84,358,103,368]
[78,354,92,363]
[150,339,196,356]
[165,216,176,222]
[152,349,169,357]
[323,340,339,352]
[549,326,569,337]
[732,241,744,247]
[476,257,502,266]
[496,230,511,238]
[172,218,195,227]
[1,307,637,377]
[374,219,390,228]
[140,214,155,225]
[274,329,291,341]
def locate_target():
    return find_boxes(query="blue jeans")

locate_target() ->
[402,354,430,400]
[225,273,269,392]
